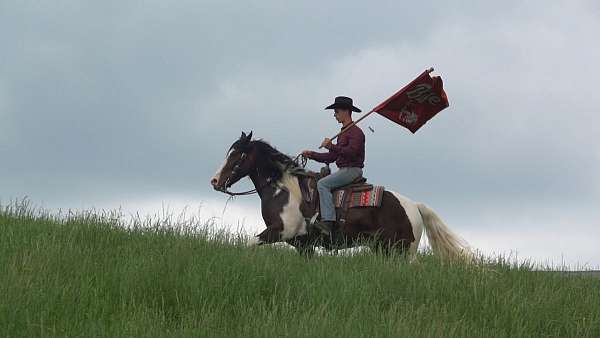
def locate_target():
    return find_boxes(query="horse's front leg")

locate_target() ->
[246,225,282,246]
[287,235,317,258]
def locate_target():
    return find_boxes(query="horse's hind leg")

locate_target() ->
[370,191,415,257]
[369,234,411,258]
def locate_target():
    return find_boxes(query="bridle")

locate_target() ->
[220,151,271,196]
[218,151,307,197]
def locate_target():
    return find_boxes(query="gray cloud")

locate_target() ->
[1,1,599,265]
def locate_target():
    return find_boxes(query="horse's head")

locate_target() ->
[210,131,257,191]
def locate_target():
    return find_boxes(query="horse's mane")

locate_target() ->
[251,140,298,181]
[252,140,294,164]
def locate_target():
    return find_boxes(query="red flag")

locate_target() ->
[373,69,449,133]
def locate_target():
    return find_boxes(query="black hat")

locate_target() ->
[324,96,362,113]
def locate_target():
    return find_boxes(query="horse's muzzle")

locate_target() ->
[210,178,224,191]
[210,178,230,193]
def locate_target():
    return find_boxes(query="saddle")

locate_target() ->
[291,166,384,224]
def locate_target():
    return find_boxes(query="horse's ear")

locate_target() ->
[241,131,247,140]
[247,131,253,140]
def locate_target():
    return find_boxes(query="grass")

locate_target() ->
[0,200,599,337]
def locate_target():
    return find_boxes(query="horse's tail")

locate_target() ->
[417,203,472,260]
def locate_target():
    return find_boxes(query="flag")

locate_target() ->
[373,69,449,133]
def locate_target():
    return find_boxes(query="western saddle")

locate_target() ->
[290,166,373,223]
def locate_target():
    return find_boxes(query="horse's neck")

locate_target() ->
[248,160,313,203]
[248,168,276,200]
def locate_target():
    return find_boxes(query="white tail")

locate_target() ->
[417,203,471,259]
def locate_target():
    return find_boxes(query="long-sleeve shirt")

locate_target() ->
[311,125,365,168]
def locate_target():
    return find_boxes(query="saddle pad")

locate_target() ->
[334,186,385,208]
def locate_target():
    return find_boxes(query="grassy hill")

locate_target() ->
[1,202,599,337]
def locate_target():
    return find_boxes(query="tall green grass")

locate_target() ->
[1,200,599,337]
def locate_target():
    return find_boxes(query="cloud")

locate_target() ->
[197,2,600,208]
[460,204,600,269]
[0,81,14,144]
[1,0,599,265]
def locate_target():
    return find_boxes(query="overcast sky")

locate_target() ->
[1,1,599,268]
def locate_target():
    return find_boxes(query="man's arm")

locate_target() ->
[302,149,338,164]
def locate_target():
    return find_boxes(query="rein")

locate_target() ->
[222,152,263,196]
[220,153,307,197]
[222,179,271,196]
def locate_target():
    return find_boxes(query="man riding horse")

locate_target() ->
[302,96,365,237]
[209,69,470,258]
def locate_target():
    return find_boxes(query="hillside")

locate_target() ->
[1,203,599,337]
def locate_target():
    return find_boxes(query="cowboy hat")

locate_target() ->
[324,96,362,113]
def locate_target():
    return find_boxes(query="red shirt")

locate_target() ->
[311,125,365,168]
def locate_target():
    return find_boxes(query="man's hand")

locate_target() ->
[301,150,313,158]
[320,138,332,149]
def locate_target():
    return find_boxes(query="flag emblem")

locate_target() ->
[373,69,449,133]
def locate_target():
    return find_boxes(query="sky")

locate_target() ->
[1,1,599,268]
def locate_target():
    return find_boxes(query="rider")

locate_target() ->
[302,96,365,236]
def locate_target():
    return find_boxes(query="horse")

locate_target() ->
[210,131,470,258]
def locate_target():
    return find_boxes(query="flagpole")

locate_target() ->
[318,67,435,149]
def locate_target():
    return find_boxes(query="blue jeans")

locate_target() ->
[317,167,363,221]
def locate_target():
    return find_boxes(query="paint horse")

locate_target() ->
[211,132,470,258]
